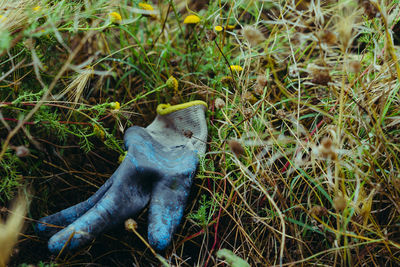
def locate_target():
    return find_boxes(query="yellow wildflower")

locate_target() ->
[226,25,236,30]
[183,15,200,24]
[230,65,243,72]
[109,12,122,24]
[214,25,223,32]
[138,2,154,11]
[166,76,178,91]
[110,101,120,110]
[138,2,156,18]
[33,5,41,12]
[93,124,105,140]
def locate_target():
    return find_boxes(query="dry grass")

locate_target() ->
[0,197,27,267]
[0,0,400,266]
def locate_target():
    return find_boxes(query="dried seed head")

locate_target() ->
[254,75,268,95]
[243,25,265,46]
[361,0,379,19]
[243,108,252,118]
[311,69,331,86]
[276,109,286,119]
[321,137,332,149]
[15,146,29,157]
[318,137,337,160]
[228,140,245,156]
[215,97,225,109]
[254,86,264,96]
[243,92,257,104]
[256,75,268,88]
[206,30,217,41]
[310,206,328,217]
[349,61,361,73]
[360,190,374,220]
[335,8,359,50]
[333,195,347,212]
[125,218,137,231]
[320,30,337,46]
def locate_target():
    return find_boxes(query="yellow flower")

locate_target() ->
[166,76,178,91]
[214,25,223,32]
[183,14,200,24]
[138,2,154,11]
[138,3,156,18]
[230,65,243,72]
[109,12,122,24]
[93,124,105,140]
[0,15,7,22]
[226,25,236,30]
[33,5,41,12]
[110,101,120,110]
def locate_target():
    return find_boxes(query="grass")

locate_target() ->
[0,0,400,265]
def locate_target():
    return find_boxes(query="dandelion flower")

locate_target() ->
[166,76,178,91]
[226,25,235,30]
[214,25,223,32]
[230,65,243,72]
[110,101,120,110]
[183,15,200,24]
[33,5,41,12]
[109,12,122,24]
[138,2,154,11]
[138,2,156,18]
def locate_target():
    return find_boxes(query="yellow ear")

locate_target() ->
[156,100,207,115]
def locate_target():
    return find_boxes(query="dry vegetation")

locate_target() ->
[0,0,400,266]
